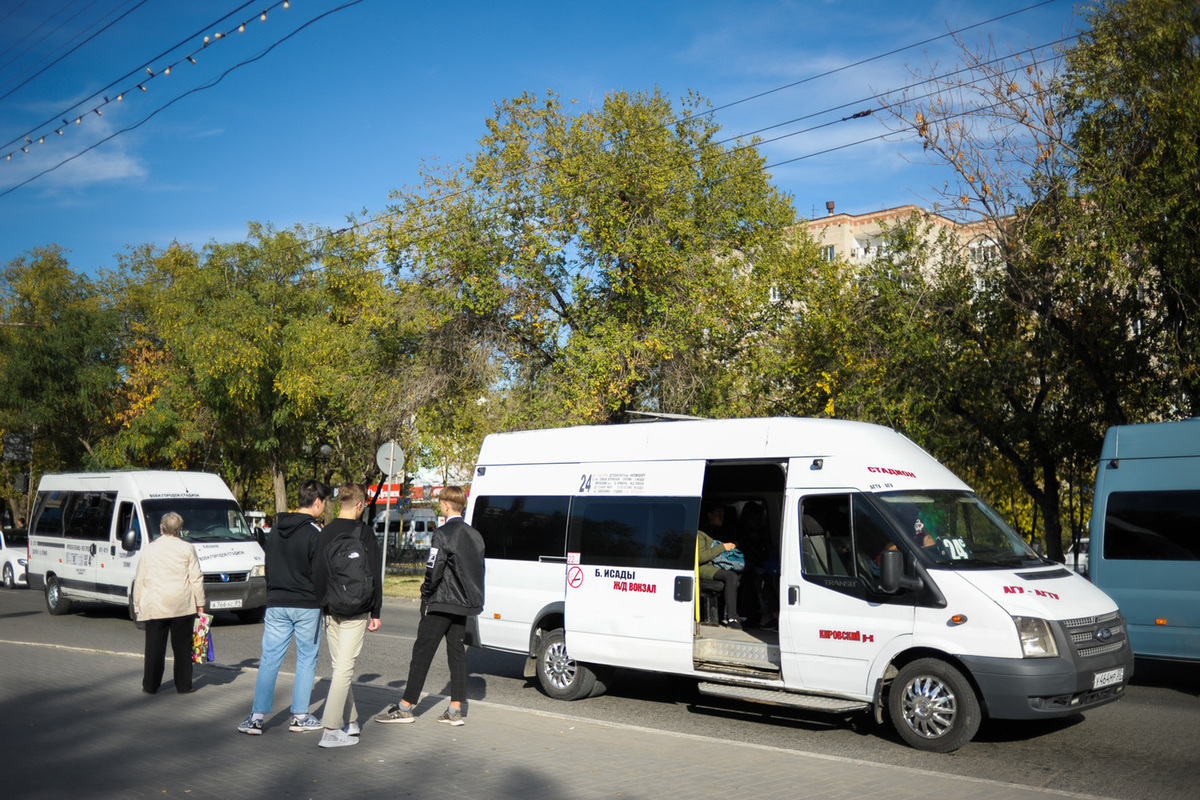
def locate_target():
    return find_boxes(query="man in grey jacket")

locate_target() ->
[374,485,484,726]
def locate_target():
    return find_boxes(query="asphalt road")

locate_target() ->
[2,586,1198,800]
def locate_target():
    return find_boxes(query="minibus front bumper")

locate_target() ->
[960,615,1133,719]
[202,573,267,612]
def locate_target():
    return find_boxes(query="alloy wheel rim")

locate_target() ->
[544,640,577,689]
[900,675,957,739]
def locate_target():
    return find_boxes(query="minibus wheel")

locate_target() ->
[888,658,981,753]
[45,575,71,616]
[536,627,597,701]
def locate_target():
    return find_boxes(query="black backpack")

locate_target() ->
[322,527,374,616]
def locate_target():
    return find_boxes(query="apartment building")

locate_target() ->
[802,202,999,268]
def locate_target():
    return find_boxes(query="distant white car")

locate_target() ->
[1065,538,1089,577]
[1,528,28,589]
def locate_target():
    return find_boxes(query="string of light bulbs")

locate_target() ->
[1,0,1072,296]
[1,0,293,162]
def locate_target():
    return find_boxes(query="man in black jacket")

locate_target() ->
[238,479,330,736]
[374,485,484,727]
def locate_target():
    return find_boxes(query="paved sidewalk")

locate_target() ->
[0,640,1110,800]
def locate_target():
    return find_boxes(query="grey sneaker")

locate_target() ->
[289,713,322,732]
[373,703,415,724]
[436,708,464,727]
[318,727,358,748]
[344,721,361,736]
[237,715,263,735]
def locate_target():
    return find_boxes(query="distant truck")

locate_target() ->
[1089,419,1200,660]
[373,507,439,560]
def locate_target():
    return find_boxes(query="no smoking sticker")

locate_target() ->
[568,566,584,588]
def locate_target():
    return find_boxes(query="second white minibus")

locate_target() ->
[27,471,267,622]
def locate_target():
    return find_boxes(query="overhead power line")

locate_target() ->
[1,1,367,197]
[0,0,263,154]
[0,0,154,105]
[2,0,1073,294]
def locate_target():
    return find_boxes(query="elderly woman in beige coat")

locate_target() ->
[133,512,206,694]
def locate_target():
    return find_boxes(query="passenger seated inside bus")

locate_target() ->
[697,501,742,629]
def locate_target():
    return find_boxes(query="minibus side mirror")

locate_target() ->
[121,529,140,552]
[879,548,922,593]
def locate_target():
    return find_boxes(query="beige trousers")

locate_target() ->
[319,613,369,729]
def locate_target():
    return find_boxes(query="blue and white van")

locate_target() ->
[27,471,267,623]
[466,417,1132,752]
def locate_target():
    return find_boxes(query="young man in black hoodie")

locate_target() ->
[374,485,484,726]
[238,479,330,735]
[312,483,383,748]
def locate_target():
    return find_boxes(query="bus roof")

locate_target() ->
[476,417,967,489]
[1102,418,1200,461]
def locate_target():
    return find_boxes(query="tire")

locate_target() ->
[888,658,981,753]
[536,628,596,701]
[45,575,72,616]
[236,607,265,624]
[2,563,14,590]
[589,665,615,698]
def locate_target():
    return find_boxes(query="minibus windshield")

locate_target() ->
[142,499,255,543]
[873,490,1045,569]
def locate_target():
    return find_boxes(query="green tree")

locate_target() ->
[381,88,796,427]
[0,246,122,486]
[866,28,1158,557]
[1064,0,1200,415]
[106,224,392,511]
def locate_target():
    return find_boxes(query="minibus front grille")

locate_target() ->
[1061,610,1120,629]
[1077,640,1126,659]
[203,572,249,583]
[1071,624,1123,646]
[1059,611,1127,660]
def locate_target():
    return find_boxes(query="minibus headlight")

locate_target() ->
[251,565,266,578]
[1014,616,1059,658]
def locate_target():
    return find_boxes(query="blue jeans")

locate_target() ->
[252,606,322,715]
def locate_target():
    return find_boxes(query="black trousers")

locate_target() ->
[143,614,195,693]
[712,569,739,620]
[402,610,467,705]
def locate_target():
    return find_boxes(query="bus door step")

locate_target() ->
[697,681,869,714]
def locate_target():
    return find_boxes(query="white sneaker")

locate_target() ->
[344,721,361,736]
[318,727,358,748]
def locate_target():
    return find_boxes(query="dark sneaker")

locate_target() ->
[724,618,743,630]
[373,703,415,724]
[436,708,464,727]
[289,714,322,732]
[318,727,358,748]
[238,715,263,735]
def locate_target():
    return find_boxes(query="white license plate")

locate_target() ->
[208,599,243,610]
[1093,667,1124,689]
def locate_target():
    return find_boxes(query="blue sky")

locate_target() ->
[0,0,1083,275]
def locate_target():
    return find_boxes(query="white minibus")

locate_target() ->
[27,471,267,623]
[465,418,1132,752]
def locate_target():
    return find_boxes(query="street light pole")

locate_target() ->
[303,442,333,480]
